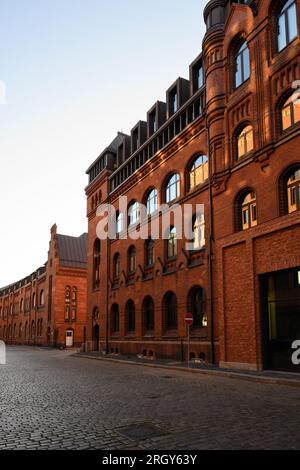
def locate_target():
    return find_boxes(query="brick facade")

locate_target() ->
[0,224,88,348]
[85,0,300,372]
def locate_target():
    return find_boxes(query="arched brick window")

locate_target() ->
[187,287,207,329]
[116,211,124,235]
[277,0,298,52]
[281,95,300,132]
[111,303,119,334]
[93,239,101,290]
[128,246,136,275]
[128,201,140,226]
[166,226,177,260]
[279,164,300,214]
[235,189,258,232]
[234,41,250,88]
[125,300,135,334]
[142,296,154,333]
[234,124,254,160]
[39,290,44,306]
[113,253,120,279]
[144,188,158,215]
[187,155,208,191]
[165,173,180,203]
[163,291,177,332]
[145,237,155,267]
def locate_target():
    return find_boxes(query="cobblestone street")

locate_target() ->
[0,346,299,450]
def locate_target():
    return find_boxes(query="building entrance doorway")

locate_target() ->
[65,330,74,348]
[261,267,300,373]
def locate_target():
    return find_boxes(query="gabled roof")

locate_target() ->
[56,233,88,269]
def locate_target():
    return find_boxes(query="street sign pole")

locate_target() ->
[184,313,193,368]
[188,324,190,369]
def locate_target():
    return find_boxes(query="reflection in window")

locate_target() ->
[287,168,300,213]
[235,42,250,88]
[167,227,177,259]
[237,125,254,159]
[278,0,297,52]
[166,174,180,203]
[281,95,300,131]
[189,155,208,190]
[241,192,257,230]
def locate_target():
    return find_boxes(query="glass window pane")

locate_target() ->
[246,129,254,153]
[243,47,250,81]
[238,134,245,158]
[278,14,287,51]
[282,105,292,130]
[235,54,242,88]
[287,3,297,42]
[293,100,300,124]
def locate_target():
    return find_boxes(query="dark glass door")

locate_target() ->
[262,268,300,373]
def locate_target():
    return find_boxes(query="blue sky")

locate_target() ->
[0,0,206,286]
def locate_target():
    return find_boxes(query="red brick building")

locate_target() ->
[0,224,88,348]
[83,0,299,373]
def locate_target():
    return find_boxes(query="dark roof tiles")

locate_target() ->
[56,232,88,269]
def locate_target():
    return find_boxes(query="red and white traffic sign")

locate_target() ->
[184,313,193,326]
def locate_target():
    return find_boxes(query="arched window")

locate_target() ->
[20,298,23,312]
[187,287,207,329]
[277,0,297,52]
[65,286,71,321]
[93,239,101,289]
[167,227,177,259]
[280,165,300,214]
[65,286,71,299]
[235,41,250,88]
[116,212,124,235]
[72,287,77,301]
[188,155,208,190]
[71,287,77,321]
[31,320,35,339]
[281,95,300,131]
[237,125,254,159]
[163,292,177,331]
[165,174,180,203]
[145,189,158,215]
[111,304,119,334]
[191,214,205,251]
[142,296,154,333]
[128,246,137,274]
[287,168,300,213]
[113,253,121,279]
[126,300,135,333]
[39,290,44,306]
[128,201,140,226]
[19,323,22,338]
[145,237,154,267]
[32,293,36,309]
[236,191,257,231]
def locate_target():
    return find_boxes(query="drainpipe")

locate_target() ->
[105,193,111,355]
[206,115,215,365]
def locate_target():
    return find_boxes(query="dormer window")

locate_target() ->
[132,128,139,153]
[149,110,157,135]
[170,88,178,115]
[194,63,204,92]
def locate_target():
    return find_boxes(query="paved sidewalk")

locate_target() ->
[74,351,300,388]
